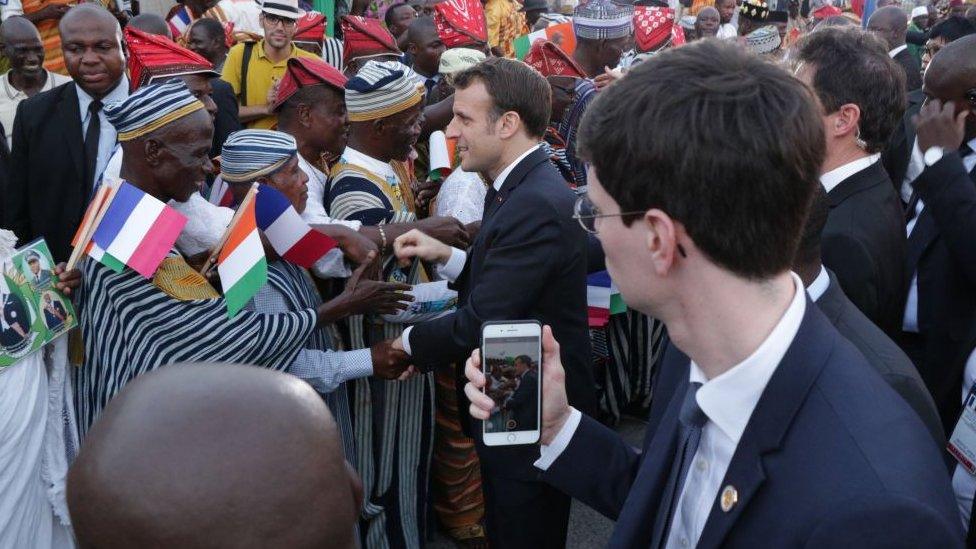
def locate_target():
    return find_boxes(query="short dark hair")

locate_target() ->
[794,185,829,269]
[452,57,551,139]
[385,3,412,27]
[577,40,824,280]
[192,17,227,44]
[794,26,905,153]
[929,16,976,43]
[405,15,437,45]
[514,355,532,366]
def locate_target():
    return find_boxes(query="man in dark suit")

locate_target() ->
[869,6,924,92]
[390,57,595,548]
[793,27,907,336]
[883,17,976,201]
[900,35,976,436]
[796,187,944,446]
[5,4,128,261]
[506,356,540,432]
[463,41,961,548]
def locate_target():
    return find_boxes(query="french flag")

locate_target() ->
[92,182,187,278]
[255,184,338,268]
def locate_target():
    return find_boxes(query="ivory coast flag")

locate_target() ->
[512,22,576,60]
[217,198,267,318]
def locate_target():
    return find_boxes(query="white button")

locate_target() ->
[507,434,517,442]
[681,538,689,547]
[696,458,707,471]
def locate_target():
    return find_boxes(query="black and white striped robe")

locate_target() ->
[74,253,317,439]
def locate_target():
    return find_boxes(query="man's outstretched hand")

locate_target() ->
[464,325,572,445]
[393,229,454,268]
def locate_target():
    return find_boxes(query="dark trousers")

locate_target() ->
[480,471,572,549]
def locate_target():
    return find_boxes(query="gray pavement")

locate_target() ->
[428,415,648,549]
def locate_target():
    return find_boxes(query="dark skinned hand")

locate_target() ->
[463,220,481,242]
[370,338,413,379]
[53,263,81,296]
[317,253,414,325]
[413,216,470,249]
[413,178,442,217]
[30,3,70,22]
[311,224,379,267]
[915,99,969,154]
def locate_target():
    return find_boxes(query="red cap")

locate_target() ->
[341,16,401,66]
[434,0,488,48]
[813,4,842,18]
[124,26,218,92]
[295,11,327,43]
[524,40,586,78]
[272,56,349,111]
[633,6,677,53]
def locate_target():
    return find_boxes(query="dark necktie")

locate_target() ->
[652,382,707,549]
[84,99,102,188]
[482,185,498,220]
[425,77,437,95]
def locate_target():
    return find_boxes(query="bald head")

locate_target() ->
[59,4,125,99]
[128,13,173,40]
[1,17,44,78]
[60,3,121,33]
[923,34,976,140]
[868,6,908,48]
[68,364,361,549]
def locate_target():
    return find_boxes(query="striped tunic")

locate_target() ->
[74,253,317,438]
[327,151,436,549]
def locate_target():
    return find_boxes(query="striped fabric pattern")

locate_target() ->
[323,37,344,70]
[74,252,317,438]
[572,0,634,39]
[344,60,425,122]
[220,130,298,182]
[103,80,205,142]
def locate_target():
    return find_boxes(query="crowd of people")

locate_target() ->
[1,0,976,546]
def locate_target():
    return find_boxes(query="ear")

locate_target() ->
[298,103,313,127]
[143,138,163,167]
[496,111,521,140]
[644,209,683,277]
[830,103,861,140]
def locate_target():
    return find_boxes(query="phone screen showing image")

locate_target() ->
[482,336,541,434]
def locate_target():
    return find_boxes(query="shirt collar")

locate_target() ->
[889,44,908,58]
[805,265,830,302]
[255,40,297,61]
[819,153,880,193]
[688,272,807,443]
[3,70,60,100]
[492,144,541,191]
[77,76,129,117]
[341,146,398,180]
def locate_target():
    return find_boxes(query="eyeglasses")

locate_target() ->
[572,194,645,234]
[263,13,298,27]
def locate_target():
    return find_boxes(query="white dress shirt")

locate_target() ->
[400,144,541,355]
[889,44,908,58]
[903,138,976,333]
[805,265,830,302]
[819,153,881,194]
[297,153,360,279]
[537,274,807,549]
[0,70,71,148]
[902,137,925,203]
[77,77,128,191]
[716,23,737,39]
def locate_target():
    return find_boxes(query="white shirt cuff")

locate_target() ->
[439,247,467,283]
[534,407,582,471]
[401,326,413,356]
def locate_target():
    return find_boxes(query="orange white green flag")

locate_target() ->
[217,196,266,317]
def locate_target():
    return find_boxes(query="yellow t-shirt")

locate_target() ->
[221,40,318,129]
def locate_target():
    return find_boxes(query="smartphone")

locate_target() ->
[481,320,542,446]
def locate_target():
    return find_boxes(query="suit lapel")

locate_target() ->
[905,208,937,280]
[483,146,550,220]
[825,161,884,207]
[696,300,835,548]
[57,84,85,184]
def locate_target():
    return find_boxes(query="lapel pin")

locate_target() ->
[720,485,738,512]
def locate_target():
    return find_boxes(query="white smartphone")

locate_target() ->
[481,320,542,446]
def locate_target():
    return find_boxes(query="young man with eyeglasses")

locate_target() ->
[220,0,317,129]
[388,57,597,548]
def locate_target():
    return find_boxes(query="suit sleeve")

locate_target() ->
[540,414,642,520]
[822,233,880,327]
[914,152,976,286]
[804,494,963,548]
[5,101,31,244]
[407,198,564,368]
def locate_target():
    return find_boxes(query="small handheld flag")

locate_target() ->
[255,184,339,268]
[587,270,626,328]
[216,188,266,317]
[68,180,125,272]
[512,22,576,60]
[92,182,187,278]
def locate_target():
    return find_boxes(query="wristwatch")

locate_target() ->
[923,146,945,167]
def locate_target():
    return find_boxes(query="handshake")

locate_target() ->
[370,338,418,381]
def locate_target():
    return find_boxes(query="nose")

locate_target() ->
[445,117,460,139]
[203,95,218,118]
[203,156,215,175]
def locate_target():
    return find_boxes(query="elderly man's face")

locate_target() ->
[151,110,215,203]
[181,74,218,121]
[262,156,310,213]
